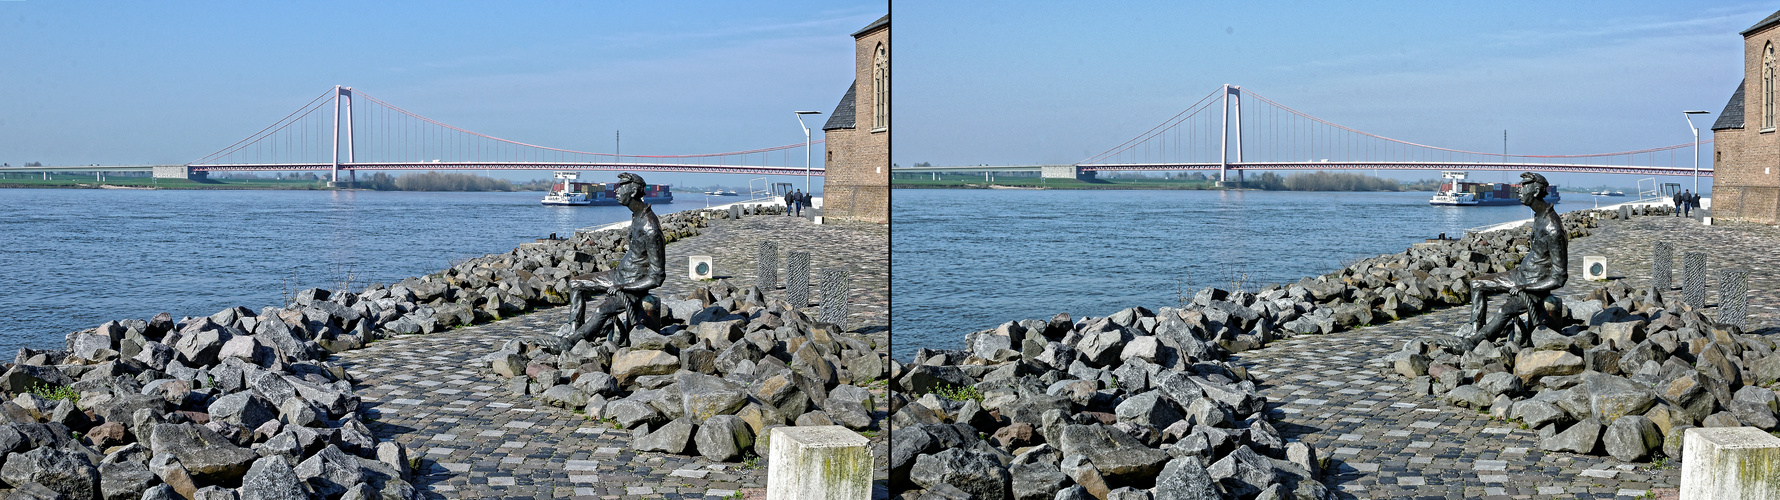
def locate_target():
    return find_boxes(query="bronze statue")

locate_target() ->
[560,172,666,351]
[1459,172,1569,349]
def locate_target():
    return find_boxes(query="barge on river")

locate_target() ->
[1428,171,1559,206]
[541,171,674,206]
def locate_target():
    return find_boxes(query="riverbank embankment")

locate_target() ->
[339,212,888,498]
[0,205,792,498]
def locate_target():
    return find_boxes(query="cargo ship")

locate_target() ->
[541,172,673,206]
[1428,171,1560,206]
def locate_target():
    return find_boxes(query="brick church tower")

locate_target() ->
[819,15,889,224]
[1711,10,1780,223]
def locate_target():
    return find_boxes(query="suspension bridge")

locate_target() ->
[1,86,825,183]
[895,84,1714,183]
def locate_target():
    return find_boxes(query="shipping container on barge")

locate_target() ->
[1428,171,1560,206]
[541,171,674,206]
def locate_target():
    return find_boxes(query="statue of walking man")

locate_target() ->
[559,172,666,351]
[1457,172,1569,349]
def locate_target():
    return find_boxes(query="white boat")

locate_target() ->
[1428,171,1560,206]
[1593,190,1626,197]
[542,172,592,206]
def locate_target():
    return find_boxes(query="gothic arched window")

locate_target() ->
[873,43,888,131]
[1766,43,1775,130]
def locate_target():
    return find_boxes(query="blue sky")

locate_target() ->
[894,1,1769,191]
[0,1,882,190]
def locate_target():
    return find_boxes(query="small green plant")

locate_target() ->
[739,452,763,470]
[1652,455,1669,469]
[408,457,421,470]
[31,384,78,405]
[726,490,745,499]
[70,431,81,441]
[933,384,983,403]
[859,430,878,438]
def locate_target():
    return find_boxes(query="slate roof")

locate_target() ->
[1714,79,1745,131]
[1744,10,1780,36]
[823,80,857,131]
[853,15,888,37]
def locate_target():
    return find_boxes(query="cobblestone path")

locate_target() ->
[331,214,888,499]
[1230,215,1778,499]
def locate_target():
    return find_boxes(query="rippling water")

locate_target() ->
[0,188,724,354]
[890,188,1609,360]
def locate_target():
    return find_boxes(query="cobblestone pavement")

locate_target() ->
[332,214,888,499]
[1230,215,1779,500]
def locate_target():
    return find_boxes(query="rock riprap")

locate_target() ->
[1384,278,1780,463]
[479,279,887,463]
[885,208,1628,499]
[0,207,770,498]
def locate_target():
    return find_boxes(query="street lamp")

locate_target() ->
[1683,110,1710,194]
[794,111,822,194]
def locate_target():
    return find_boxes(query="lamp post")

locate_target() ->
[1683,110,1710,194]
[795,111,822,193]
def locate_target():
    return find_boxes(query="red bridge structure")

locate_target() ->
[895,84,1713,183]
[2,86,824,183]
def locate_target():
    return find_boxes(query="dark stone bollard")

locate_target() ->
[729,205,741,219]
[1653,241,1674,291]
[786,251,811,307]
[819,269,849,328]
[1682,252,1707,310]
[758,241,779,289]
[1719,268,1749,328]
[1619,205,1631,220]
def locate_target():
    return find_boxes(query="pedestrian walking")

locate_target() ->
[792,189,804,216]
[1680,190,1693,217]
[783,189,794,216]
[802,190,813,216]
[1689,191,1702,217]
[1673,190,1684,216]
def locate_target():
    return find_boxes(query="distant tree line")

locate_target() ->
[1246,171,1431,192]
[357,171,515,191]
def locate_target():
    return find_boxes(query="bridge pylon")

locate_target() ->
[330,86,355,186]
[1218,84,1244,187]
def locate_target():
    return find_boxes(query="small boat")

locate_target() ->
[542,172,591,206]
[1593,190,1626,197]
[1428,171,1560,206]
[704,190,740,196]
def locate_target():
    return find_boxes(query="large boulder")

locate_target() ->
[1114,392,1182,429]
[208,392,277,430]
[149,423,260,483]
[1584,373,1655,422]
[1152,456,1221,500]
[909,448,1011,500]
[1601,415,1662,462]
[294,445,362,498]
[1055,424,1170,482]
[677,372,749,421]
[1206,446,1274,499]
[693,415,753,462]
[0,445,99,500]
[610,350,680,385]
[633,418,696,454]
[1514,350,1584,384]
[239,455,308,500]
[1540,418,1602,455]
[99,461,156,500]
[1009,462,1068,500]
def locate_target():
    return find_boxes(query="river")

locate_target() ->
[890,188,1619,360]
[0,188,731,355]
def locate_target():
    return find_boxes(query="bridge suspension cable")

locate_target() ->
[1075,85,1714,177]
[188,87,824,176]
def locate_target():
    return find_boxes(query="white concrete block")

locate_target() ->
[1681,427,1780,500]
[765,425,871,500]
[1583,256,1608,281]
[688,255,713,280]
